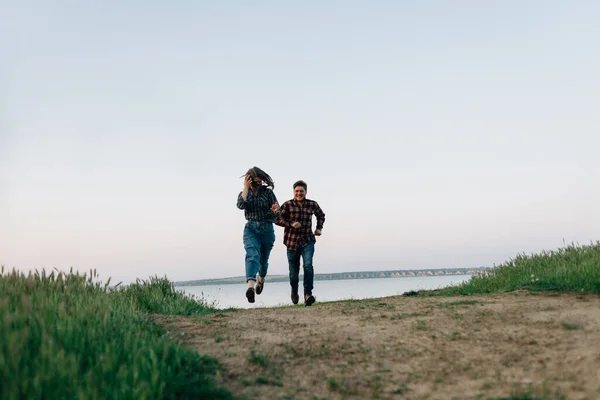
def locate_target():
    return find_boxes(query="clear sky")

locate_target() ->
[2,1,599,284]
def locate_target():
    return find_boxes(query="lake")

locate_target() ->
[179,275,472,309]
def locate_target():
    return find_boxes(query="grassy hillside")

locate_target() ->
[0,268,232,400]
[415,241,600,296]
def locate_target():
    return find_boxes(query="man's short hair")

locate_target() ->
[293,180,307,191]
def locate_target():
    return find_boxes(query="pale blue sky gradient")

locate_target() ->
[2,1,599,284]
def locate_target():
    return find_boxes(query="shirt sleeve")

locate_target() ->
[268,190,282,218]
[236,192,246,209]
[237,189,261,209]
[275,201,291,227]
[314,201,325,230]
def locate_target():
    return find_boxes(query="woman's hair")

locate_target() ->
[241,166,275,189]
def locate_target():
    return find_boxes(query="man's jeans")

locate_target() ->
[243,221,275,282]
[287,242,315,295]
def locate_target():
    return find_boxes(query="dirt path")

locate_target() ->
[156,292,600,399]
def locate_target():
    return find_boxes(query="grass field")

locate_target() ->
[415,241,600,296]
[0,268,233,399]
[2,241,599,399]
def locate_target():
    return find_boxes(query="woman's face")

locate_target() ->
[250,176,263,189]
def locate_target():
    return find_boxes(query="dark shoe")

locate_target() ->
[304,294,315,307]
[256,278,264,295]
[246,287,255,303]
[291,290,299,305]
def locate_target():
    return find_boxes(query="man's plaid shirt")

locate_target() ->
[275,199,325,250]
[237,187,281,222]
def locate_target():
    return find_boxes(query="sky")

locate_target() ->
[2,1,599,284]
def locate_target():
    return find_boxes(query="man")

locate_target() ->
[275,180,326,306]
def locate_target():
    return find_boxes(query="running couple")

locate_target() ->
[236,166,326,306]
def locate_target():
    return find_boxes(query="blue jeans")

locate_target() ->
[287,242,315,295]
[243,221,275,282]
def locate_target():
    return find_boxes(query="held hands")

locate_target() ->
[314,229,322,236]
[271,202,280,213]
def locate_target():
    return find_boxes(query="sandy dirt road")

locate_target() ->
[156,291,600,399]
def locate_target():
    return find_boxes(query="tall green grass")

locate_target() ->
[0,267,232,400]
[419,241,600,296]
[117,274,219,315]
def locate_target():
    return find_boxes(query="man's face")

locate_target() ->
[294,186,306,202]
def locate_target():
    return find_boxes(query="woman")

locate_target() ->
[236,166,280,303]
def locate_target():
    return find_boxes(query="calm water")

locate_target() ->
[179,275,472,309]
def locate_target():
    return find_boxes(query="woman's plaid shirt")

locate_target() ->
[275,199,325,250]
[237,187,281,222]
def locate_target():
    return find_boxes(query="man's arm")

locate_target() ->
[314,201,325,235]
[268,190,281,218]
[275,201,292,227]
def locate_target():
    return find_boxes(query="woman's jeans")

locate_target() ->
[243,221,275,282]
[287,242,315,295]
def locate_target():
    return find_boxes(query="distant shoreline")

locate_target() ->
[173,267,488,287]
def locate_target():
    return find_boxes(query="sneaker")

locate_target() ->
[291,290,299,305]
[256,278,264,295]
[246,287,255,303]
[304,294,315,307]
